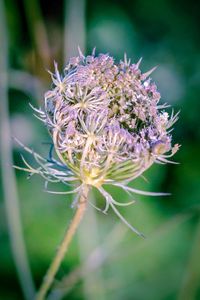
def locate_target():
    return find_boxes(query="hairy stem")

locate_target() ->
[36,184,90,300]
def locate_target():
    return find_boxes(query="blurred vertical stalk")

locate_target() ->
[77,202,107,300]
[48,223,126,300]
[0,2,35,300]
[64,0,86,61]
[64,2,106,299]
[23,0,51,72]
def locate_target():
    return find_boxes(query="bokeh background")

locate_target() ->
[0,0,200,299]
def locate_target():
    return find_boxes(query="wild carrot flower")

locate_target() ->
[16,48,179,236]
[15,49,180,300]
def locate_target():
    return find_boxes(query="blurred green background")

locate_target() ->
[0,0,200,299]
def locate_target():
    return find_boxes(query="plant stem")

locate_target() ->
[76,197,106,300]
[36,184,90,300]
[48,223,126,300]
[64,0,86,61]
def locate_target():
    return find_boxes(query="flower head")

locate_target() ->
[16,49,180,236]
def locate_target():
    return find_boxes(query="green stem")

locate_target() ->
[36,185,89,300]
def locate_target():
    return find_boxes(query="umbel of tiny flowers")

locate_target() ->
[15,48,179,300]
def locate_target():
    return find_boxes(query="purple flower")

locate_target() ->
[17,49,180,236]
